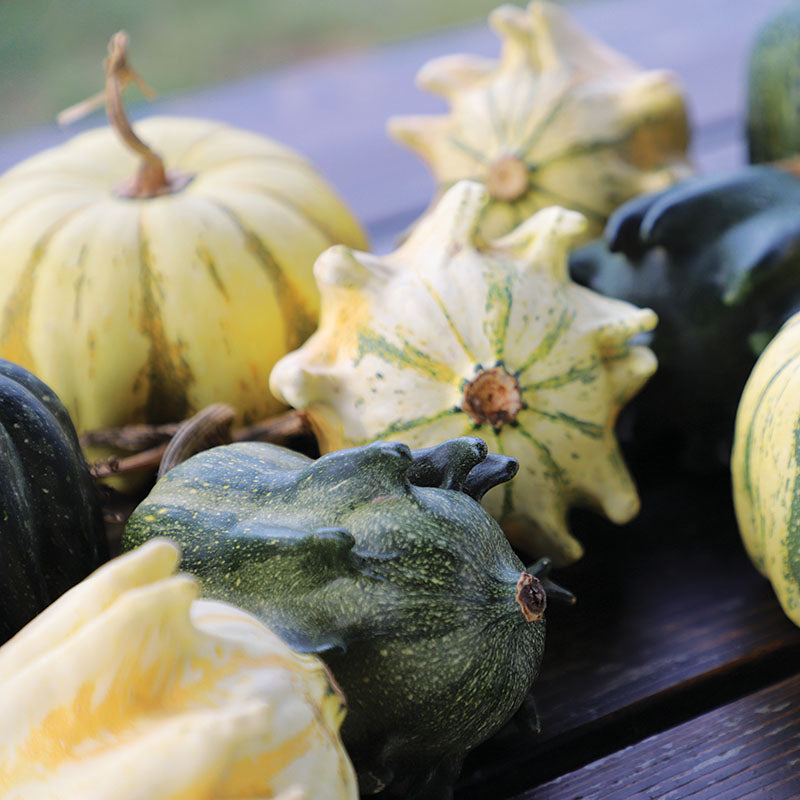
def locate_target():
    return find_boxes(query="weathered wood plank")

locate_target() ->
[456,473,800,797]
[515,672,800,800]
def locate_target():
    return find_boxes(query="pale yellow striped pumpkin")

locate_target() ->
[270,180,657,565]
[0,114,367,443]
[388,0,691,244]
[0,539,358,800]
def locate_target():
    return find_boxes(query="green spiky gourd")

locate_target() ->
[570,164,800,470]
[123,437,565,800]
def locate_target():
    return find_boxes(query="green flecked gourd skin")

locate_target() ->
[747,0,800,163]
[123,436,551,800]
[0,359,108,644]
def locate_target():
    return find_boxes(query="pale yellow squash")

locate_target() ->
[389,0,691,244]
[270,180,657,565]
[732,312,800,627]
[0,34,367,448]
[0,539,358,800]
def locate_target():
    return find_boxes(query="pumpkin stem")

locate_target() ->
[60,31,192,198]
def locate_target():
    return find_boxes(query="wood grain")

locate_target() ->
[518,673,800,800]
[456,474,800,798]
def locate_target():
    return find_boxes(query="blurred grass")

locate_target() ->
[0,0,536,136]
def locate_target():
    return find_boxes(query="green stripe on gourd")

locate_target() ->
[270,180,657,566]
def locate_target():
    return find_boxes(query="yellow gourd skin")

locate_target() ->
[389,0,691,244]
[270,180,657,566]
[732,312,800,627]
[0,540,358,800]
[0,116,367,442]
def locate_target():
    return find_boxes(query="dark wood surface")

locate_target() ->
[457,472,800,798]
[3,1,799,797]
[526,672,800,799]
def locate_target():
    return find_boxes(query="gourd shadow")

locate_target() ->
[457,455,744,797]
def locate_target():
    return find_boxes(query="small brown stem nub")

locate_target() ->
[487,156,530,202]
[515,573,547,622]
[462,365,523,428]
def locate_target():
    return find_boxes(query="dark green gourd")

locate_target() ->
[747,0,800,163]
[124,436,566,799]
[570,165,800,471]
[0,359,108,644]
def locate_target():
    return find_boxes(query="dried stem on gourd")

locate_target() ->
[88,407,312,480]
[59,31,191,198]
[157,403,236,478]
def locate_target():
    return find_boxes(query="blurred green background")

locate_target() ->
[0,0,539,136]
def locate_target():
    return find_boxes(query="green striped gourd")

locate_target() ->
[388,0,691,245]
[123,436,570,799]
[732,311,800,627]
[0,539,357,799]
[270,180,658,566]
[0,33,367,456]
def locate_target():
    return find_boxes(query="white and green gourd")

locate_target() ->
[388,0,691,245]
[270,180,658,565]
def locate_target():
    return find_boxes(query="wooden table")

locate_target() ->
[3,0,799,797]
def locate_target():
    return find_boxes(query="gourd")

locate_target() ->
[747,0,800,163]
[388,0,691,245]
[123,435,572,799]
[0,33,367,451]
[0,358,107,645]
[732,312,800,627]
[270,180,658,566]
[570,164,800,470]
[0,538,358,800]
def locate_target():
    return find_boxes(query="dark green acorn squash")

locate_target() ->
[747,0,800,163]
[570,164,800,471]
[123,436,569,800]
[0,359,108,644]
